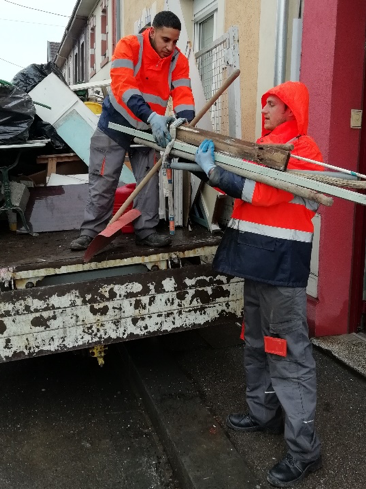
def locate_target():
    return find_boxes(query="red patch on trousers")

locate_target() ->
[240,321,245,341]
[100,157,106,175]
[264,336,287,357]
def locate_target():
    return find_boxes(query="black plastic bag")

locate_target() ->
[11,61,67,93]
[29,117,69,151]
[0,83,36,145]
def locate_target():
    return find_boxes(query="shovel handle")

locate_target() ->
[109,69,241,224]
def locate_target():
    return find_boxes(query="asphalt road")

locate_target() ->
[1,323,366,489]
[0,347,180,489]
[160,323,366,489]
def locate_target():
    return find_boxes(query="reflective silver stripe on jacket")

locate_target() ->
[134,34,143,75]
[108,34,147,130]
[171,78,191,89]
[290,195,319,212]
[111,59,134,70]
[141,92,169,108]
[228,217,313,243]
[168,49,180,88]
[122,88,143,104]
[175,103,195,113]
[122,88,169,110]
[109,91,149,130]
[241,179,256,203]
[111,34,143,74]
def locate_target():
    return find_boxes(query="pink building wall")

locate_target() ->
[301,0,366,336]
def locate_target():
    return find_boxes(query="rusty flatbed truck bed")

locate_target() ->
[0,225,244,363]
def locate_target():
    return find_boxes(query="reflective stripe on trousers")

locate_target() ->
[81,127,159,239]
[243,279,321,461]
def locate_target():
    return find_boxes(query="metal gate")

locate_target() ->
[195,26,241,138]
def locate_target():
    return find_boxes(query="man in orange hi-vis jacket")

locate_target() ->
[71,11,195,251]
[195,81,323,488]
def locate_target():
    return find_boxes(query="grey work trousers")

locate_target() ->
[243,279,321,462]
[81,128,159,240]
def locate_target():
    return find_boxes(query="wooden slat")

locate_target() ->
[175,126,292,171]
[36,153,81,164]
[291,172,366,189]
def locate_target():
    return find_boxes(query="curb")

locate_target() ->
[118,338,262,489]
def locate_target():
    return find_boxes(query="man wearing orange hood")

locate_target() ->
[195,81,322,487]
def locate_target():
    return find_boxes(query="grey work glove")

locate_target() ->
[147,112,175,148]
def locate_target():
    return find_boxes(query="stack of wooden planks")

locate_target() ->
[109,122,366,207]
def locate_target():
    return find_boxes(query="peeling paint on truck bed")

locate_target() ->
[0,265,243,362]
[0,227,244,362]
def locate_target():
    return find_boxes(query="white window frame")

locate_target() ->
[193,1,218,52]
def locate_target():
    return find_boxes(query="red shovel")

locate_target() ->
[84,208,141,262]
[84,68,241,263]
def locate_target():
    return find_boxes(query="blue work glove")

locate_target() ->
[195,139,216,176]
[147,112,175,148]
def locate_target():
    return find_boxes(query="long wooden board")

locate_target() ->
[175,126,292,171]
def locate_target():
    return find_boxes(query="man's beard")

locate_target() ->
[149,34,156,51]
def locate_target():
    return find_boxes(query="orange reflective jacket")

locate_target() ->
[232,82,323,236]
[109,28,195,129]
[212,81,324,287]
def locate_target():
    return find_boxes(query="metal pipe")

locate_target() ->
[290,154,366,180]
[170,162,203,172]
[274,0,289,86]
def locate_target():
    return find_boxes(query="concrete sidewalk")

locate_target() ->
[126,323,366,489]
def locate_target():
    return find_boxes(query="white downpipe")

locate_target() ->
[274,0,289,86]
[116,0,121,39]
[290,18,303,81]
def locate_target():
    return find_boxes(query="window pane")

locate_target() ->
[199,15,214,50]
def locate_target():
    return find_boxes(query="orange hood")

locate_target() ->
[261,81,309,136]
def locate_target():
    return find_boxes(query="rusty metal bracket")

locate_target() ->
[89,345,108,367]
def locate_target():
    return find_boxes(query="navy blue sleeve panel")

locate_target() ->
[208,166,245,199]
[126,94,153,123]
[176,109,195,123]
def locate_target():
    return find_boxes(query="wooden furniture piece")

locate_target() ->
[36,153,83,181]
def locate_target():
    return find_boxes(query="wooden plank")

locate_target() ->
[47,156,57,177]
[175,126,292,171]
[36,153,81,164]
[290,172,366,189]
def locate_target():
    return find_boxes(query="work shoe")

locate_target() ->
[267,453,322,487]
[70,235,93,251]
[135,232,172,248]
[226,413,283,434]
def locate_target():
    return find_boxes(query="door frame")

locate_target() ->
[349,68,366,332]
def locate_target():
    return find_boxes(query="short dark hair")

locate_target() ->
[152,11,181,31]
[139,23,151,33]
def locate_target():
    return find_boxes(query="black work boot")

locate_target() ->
[226,414,262,432]
[267,453,322,487]
[135,232,172,248]
[70,235,93,251]
[226,413,283,434]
